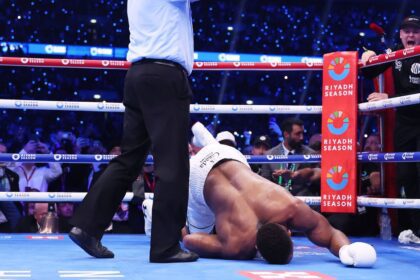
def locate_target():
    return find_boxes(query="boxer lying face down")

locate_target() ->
[143,123,377,267]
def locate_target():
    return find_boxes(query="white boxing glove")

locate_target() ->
[339,242,376,267]
[142,198,153,237]
[191,122,218,147]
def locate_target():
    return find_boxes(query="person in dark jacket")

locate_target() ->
[361,15,420,237]
[0,142,23,232]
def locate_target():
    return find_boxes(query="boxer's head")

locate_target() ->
[256,223,293,264]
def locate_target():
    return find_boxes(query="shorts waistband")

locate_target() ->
[132,58,188,76]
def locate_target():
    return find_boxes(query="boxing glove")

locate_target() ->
[142,199,153,237]
[339,242,376,267]
[191,122,218,147]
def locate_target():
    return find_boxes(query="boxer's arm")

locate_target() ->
[289,199,349,257]
[183,233,224,258]
[191,122,218,147]
[183,232,255,260]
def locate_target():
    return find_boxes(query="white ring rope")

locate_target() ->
[358,93,420,112]
[0,192,419,209]
[1,93,419,114]
[0,99,322,114]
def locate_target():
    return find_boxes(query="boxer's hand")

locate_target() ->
[192,122,218,147]
[367,92,388,102]
[142,199,153,237]
[339,242,376,267]
[361,50,376,66]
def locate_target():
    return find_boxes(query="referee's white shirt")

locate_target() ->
[126,0,197,75]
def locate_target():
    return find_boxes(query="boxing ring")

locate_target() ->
[0,47,420,279]
[0,234,418,279]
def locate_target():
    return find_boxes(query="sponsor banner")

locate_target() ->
[0,153,319,165]
[189,104,322,114]
[364,46,420,66]
[28,43,67,55]
[240,271,335,280]
[0,154,154,164]
[321,52,358,213]
[1,152,418,164]
[357,152,420,162]
[0,192,136,202]
[90,47,113,57]
[193,61,323,71]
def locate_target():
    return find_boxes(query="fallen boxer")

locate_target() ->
[143,122,377,266]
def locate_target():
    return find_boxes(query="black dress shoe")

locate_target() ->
[69,227,114,258]
[150,249,199,263]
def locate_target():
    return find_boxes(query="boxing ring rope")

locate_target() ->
[0,100,323,114]
[0,93,419,114]
[0,46,418,71]
[1,152,420,164]
[1,192,419,209]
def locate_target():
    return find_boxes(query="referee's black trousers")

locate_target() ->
[70,60,192,260]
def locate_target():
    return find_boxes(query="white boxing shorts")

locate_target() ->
[187,143,250,234]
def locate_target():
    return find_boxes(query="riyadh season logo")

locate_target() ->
[193,104,201,111]
[327,111,349,135]
[326,165,349,191]
[94,155,103,161]
[12,154,20,161]
[328,57,350,81]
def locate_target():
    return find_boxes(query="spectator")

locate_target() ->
[361,15,420,238]
[15,203,49,233]
[308,133,322,154]
[327,133,381,237]
[57,202,75,233]
[12,138,62,193]
[249,135,271,175]
[260,118,320,196]
[0,142,23,232]
[361,134,381,196]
